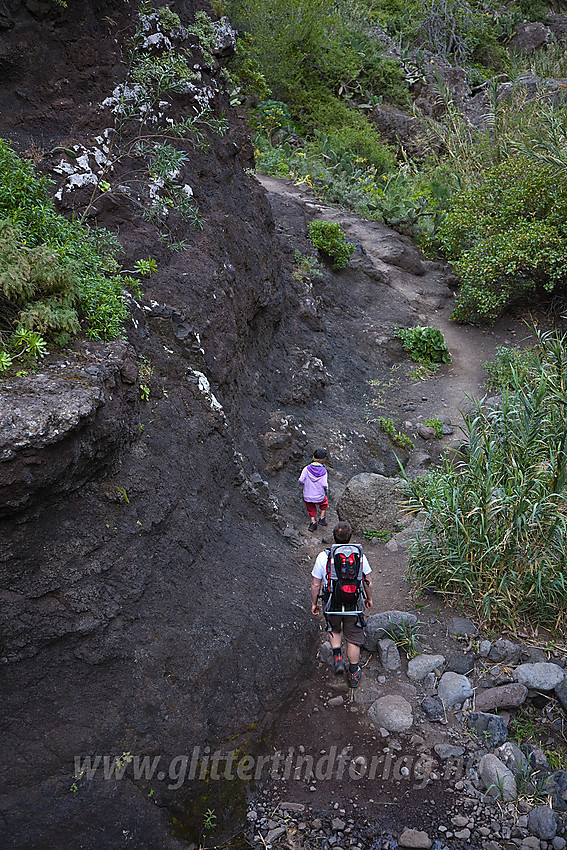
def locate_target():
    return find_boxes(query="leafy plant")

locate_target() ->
[363,528,392,541]
[424,417,443,438]
[384,617,424,658]
[307,220,354,270]
[379,416,415,450]
[395,326,451,365]
[292,250,322,283]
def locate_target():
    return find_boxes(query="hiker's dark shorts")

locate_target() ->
[327,615,366,646]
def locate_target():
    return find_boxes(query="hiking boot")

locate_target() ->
[309,520,318,532]
[318,516,328,526]
[333,655,345,675]
[347,664,361,688]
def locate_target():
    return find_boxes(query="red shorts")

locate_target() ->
[304,496,328,519]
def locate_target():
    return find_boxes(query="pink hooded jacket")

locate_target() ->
[299,463,328,503]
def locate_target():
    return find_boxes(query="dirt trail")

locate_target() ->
[247,175,532,845]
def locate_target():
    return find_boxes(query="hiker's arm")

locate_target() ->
[311,577,322,615]
[364,575,373,608]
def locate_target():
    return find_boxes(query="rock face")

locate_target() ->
[336,472,403,534]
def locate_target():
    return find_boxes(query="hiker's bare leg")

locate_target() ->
[346,642,360,665]
[329,631,342,651]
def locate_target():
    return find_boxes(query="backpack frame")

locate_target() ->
[320,544,367,631]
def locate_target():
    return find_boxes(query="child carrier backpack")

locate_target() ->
[321,543,366,631]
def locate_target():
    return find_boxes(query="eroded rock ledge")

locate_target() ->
[0,340,139,515]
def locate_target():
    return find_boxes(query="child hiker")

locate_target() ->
[299,449,329,532]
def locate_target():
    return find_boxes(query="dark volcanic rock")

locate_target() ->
[0,341,138,516]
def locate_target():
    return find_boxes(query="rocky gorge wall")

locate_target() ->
[0,2,319,846]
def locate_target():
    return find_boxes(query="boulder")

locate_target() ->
[407,654,445,681]
[479,754,517,801]
[363,611,418,652]
[336,472,403,534]
[509,21,553,54]
[468,712,508,748]
[369,695,413,733]
[475,683,528,712]
[528,806,559,840]
[437,672,473,708]
[514,663,565,691]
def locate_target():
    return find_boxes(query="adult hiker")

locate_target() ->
[310,521,373,688]
[298,448,329,532]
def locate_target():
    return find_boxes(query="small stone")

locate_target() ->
[454,828,471,841]
[398,827,432,848]
[479,640,492,657]
[488,639,521,664]
[281,803,305,812]
[421,696,445,722]
[468,712,508,747]
[417,424,437,440]
[451,815,469,828]
[266,827,286,843]
[521,838,541,850]
[319,641,334,664]
[378,638,402,671]
[552,838,566,850]
[435,744,465,760]
[495,742,528,775]
[445,651,474,675]
[369,695,413,732]
[328,696,345,707]
[332,818,346,831]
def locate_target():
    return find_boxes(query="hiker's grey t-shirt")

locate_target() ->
[312,551,371,580]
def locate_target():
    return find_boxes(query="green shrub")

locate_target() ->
[0,139,127,350]
[308,220,355,269]
[395,326,451,364]
[402,329,567,631]
[439,156,567,323]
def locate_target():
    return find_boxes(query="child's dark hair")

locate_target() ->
[313,448,327,460]
[333,522,352,543]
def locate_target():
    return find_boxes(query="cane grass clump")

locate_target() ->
[402,329,567,632]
